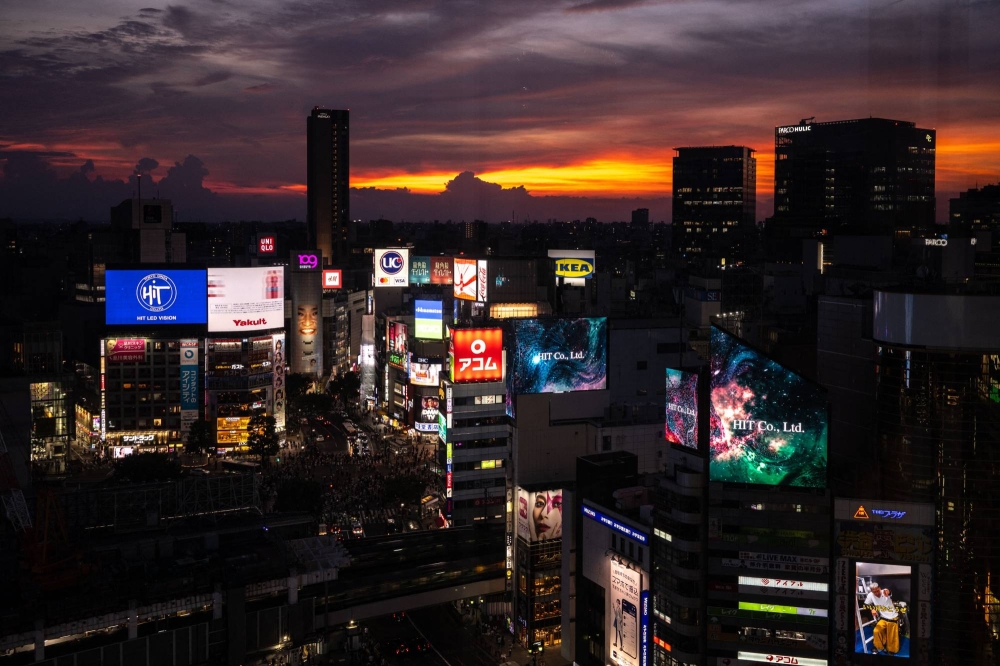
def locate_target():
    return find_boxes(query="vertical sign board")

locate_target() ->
[640,590,650,666]
[272,332,286,432]
[609,558,642,666]
[99,343,106,442]
[477,259,489,303]
[179,340,199,435]
[410,256,431,285]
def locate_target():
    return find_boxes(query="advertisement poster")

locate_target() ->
[207,267,284,332]
[451,328,503,383]
[179,339,199,434]
[431,257,453,285]
[294,302,320,374]
[709,325,828,488]
[855,562,912,658]
[410,256,431,285]
[410,360,442,387]
[477,259,489,303]
[272,332,285,431]
[609,558,642,666]
[375,249,409,287]
[665,368,698,449]
[414,299,443,339]
[106,339,146,363]
[106,269,207,325]
[516,488,563,542]
[388,321,409,370]
[454,257,478,300]
[414,395,440,433]
[510,318,607,394]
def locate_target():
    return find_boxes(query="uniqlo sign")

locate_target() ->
[451,328,503,383]
[258,235,275,255]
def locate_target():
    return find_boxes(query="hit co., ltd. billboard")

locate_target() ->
[510,317,607,394]
[207,267,284,333]
[665,369,698,450]
[106,269,207,325]
[709,325,828,488]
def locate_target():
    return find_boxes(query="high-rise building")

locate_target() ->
[307,108,350,264]
[950,182,1000,232]
[672,146,756,261]
[773,117,936,233]
[872,289,1000,666]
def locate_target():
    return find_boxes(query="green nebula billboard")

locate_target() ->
[709,326,828,488]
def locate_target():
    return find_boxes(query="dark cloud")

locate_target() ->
[566,0,654,13]
[243,83,276,93]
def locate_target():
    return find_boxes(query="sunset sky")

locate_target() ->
[2,0,999,222]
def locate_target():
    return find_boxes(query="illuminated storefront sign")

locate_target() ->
[582,505,648,545]
[737,601,828,618]
[776,125,813,134]
[106,338,147,363]
[375,249,409,287]
[180,340,199,434]
[450,328,503,383]
[553,257,595,279]
[258,235,276,255]
[738,652,826,665]
[322,269,342,289]
[297,253,319,270]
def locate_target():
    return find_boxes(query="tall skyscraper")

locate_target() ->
[307,108,349,264]
[773,117,936,233]
[672,146,756,261]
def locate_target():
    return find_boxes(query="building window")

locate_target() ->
[637,361,647,370]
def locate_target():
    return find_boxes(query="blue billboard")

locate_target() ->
[414,299,443,339]
[106,270,208,325]
[510,317,607,394]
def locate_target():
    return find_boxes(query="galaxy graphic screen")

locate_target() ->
[510,318,607,394]
[665,369,699,450]
[709,326,828,488]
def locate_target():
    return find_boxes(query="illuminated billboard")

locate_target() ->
[451,328,503,383]
[415,395,440,433]
[548,249,596,285]
[375,249,409,287]
[410,359,442,387]
[257,235,276,255]
[410,256,431,285]
[510,318,607,394]
[322,269,342,289]
[609,557,642,666]
[454,257,478,300]
[516,488,563,542]
[105,339,146,363]
[709,325,828,488]
[414,299,443,339]
[387,321,408,370]
[665,369,698,449]
[855,562,912,658]
[207,267,284,332]
[106,269,207,325]
[431,257,453,285]
[477,259,488,303]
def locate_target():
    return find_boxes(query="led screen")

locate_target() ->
[387,321,408,370]
[609,557,642,666]
[709,326,828,488]
[451,328,503,383]
[410,360,442,387]
[430,257,453,285]
[855,562,912,658]
[510,318,607,394]
[106,269,207,325]
[414,299,443,339]
[665,369,698,449]
[516,488,563,542]
[410,256,431,285]
[207,267,284,332]
[454,258,478,300]
[415,395,440,432]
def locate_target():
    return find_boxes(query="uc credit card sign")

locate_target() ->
[106,270,208,325]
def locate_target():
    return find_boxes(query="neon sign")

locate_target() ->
[298,254,318,269]
[582,505,648,545]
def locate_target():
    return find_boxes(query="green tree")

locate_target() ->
[184,419,215,456]
[246,414,279,468]
[328,371,361,405]
[113,452,182,483]
[286,373,313,400]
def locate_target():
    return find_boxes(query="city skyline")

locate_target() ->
[2,0,999,222]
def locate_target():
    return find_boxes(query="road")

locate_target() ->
[408,605,505,666]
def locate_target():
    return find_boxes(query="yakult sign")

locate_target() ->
[375,249,409,287]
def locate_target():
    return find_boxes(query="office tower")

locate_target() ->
[306,108,350,264]
[872,289,1000,666]
[672,146,756,262]
[950,182,1000,232]
[773,117,936,233]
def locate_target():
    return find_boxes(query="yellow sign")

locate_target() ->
[217,416,252,430]
[854,505,870,520]
[554,258,594,279]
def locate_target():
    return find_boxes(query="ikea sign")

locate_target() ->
[554,258,595,279]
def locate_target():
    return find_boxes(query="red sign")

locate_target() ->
[258,235,276,255]
[451,328,503,383]
[454,258,477,301]
[430,258,453,285]
[106,338,146,363]
[322,269,342,289]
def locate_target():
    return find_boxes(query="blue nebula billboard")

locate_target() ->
[106,269,207,325]
[510,318,607,394]
[709,325,828,488]
[665,369,698,450]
